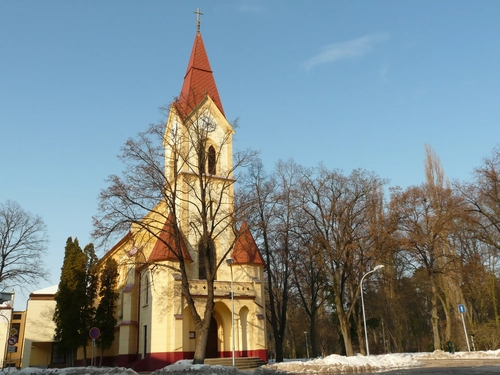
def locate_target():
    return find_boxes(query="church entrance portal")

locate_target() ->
[205,316,219,358]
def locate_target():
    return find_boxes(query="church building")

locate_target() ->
[96,16,267,372]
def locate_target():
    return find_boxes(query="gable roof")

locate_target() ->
[175,31,225,118]
[232,222,265,265]
[148,213,193,263]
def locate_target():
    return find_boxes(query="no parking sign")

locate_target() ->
[89,327,100,340]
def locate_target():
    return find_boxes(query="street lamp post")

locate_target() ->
[226,258,235,367]
[360,265,385,356]
[0,292,13,369]
[0,313,9,369]
[304,331,309,359]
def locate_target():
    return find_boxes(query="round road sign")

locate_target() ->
[89,327,100,339]
[8,336,17,345]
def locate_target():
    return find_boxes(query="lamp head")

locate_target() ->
[226,258,234,265]
[373,264,385,271]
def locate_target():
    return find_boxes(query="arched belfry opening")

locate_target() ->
[208,145,216,175]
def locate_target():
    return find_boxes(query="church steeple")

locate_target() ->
[176,29,225,118]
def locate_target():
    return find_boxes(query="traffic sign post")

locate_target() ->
[6,336,17,373]
[458,304,471,351]
[89,327,100,367]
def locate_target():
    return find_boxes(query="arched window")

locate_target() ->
[198,236,216,280]
[208,145,216,175]
[198,144,206,174]
[143,273,149,305]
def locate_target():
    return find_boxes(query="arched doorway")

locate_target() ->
[205,316,219,358]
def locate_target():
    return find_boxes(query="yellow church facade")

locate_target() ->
[94,27,267,372]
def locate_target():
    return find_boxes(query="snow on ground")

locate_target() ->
[3,350,500,375]
[257,350,500,374]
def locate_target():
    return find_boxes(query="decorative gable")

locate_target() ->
[148,213,193,263]
[232,221,265,265]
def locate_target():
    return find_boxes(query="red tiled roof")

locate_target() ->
[148,213,193,263]
[175,31,225,118]
[233,222,265,265]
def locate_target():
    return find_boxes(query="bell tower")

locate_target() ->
[163,15,236,280]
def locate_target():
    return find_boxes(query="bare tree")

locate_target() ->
[292,233,328,358]
[93,101,257,363]
[298,166,387,356]
[456,146,500,327]
[0,200,49,290]
[389,181,467,350]
[425,145,467,346]
[238,159,301,362]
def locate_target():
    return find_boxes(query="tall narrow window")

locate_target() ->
[118,289,124,318]
[198,144,206,174]
[143,325,148,358]
[208,146,216,175]
[143,274,149,305]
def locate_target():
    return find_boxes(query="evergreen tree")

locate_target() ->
[80,243,99,365]
[95,258,119,364]
[53,237,87,366]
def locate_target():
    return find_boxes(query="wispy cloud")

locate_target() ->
[304,33,389,71]
[235,1,264,14]
[236,5,263,13]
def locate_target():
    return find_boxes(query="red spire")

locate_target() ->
[232,222,265,265]
[148,213,193,263]
[176,31,225,117]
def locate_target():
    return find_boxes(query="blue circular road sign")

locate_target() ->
[89,327,100,339]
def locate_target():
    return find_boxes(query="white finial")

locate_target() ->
[194,7,203,32]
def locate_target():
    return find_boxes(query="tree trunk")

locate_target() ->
[193,318,211,364]
[82,345,88,366]
[337,304,354,356]
[430,273,441,350]
[309,309,319,357]
[490,263,499,326]
[275,334,284,362]
[442,296,452,343]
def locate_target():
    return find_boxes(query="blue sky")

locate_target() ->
[1,1,499,309]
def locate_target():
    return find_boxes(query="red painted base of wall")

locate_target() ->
[121,350,268,372]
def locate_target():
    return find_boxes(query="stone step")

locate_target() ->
[204,357,267,370]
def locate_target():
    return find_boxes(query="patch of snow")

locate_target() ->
[11,367,137,375]
[3,351,500,375]
[258,350,500,374]
[152,361,243,375]
[415,349,500,359]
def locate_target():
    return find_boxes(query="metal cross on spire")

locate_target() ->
[194,7,203,32]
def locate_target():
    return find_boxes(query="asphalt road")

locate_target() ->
[383,366,500,374]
